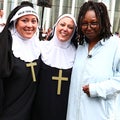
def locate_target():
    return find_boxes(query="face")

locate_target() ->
[0,10,3,18]
[56,17,75,42]
[16,14,38,39]
[81,10,100,42]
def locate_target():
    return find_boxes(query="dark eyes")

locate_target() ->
[82,22,99,28]
[21,19,37,24]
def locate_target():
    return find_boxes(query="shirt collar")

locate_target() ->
[83,38,108,46]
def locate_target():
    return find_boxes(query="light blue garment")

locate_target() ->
[66,35,120,120]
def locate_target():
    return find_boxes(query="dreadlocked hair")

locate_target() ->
[97,2,112,40]
[77,1,112,45]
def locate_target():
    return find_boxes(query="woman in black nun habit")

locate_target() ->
[32,14,78,120]
[0,2,41,120]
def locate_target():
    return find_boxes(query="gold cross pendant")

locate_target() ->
[26,62,37,82]
[52,70,68,95]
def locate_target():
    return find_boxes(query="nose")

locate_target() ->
[27,22,33,27]
[87,23,92,29]
[63,25,68,31]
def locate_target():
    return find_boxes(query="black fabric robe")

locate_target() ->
[0,55,40,120]
[32,59,72,120]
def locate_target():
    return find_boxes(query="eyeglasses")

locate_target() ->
[81,22,99,29]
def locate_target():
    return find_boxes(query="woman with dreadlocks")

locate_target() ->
[66,1,120,120]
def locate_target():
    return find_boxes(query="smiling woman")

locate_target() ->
[0,2,41,120]
[15,15,38,39]
[31,14,78,120]
[55,17,75,42]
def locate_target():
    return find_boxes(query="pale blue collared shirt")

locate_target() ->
[67,35,120,120]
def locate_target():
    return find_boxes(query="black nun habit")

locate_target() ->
[0,3,41,120]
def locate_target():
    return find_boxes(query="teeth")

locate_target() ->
[26,30,32,32]
[61,33,67,36]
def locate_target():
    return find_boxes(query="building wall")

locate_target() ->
[0,0,120,33]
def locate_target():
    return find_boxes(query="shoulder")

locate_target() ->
[109,35,120,42]
[105,35,120,46]
[109,35,120,52]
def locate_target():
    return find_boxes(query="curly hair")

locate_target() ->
[77,1,112,45]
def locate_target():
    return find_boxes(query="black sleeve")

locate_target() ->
[0,78,4,115]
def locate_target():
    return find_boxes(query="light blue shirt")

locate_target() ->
[67,35,120,120]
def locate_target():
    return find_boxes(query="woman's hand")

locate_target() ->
[82,85,90,97]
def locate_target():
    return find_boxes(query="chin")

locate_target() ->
[24,35,33,39]
[59,38,68,42]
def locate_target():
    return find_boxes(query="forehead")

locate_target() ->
[58,17,74,25]
[82,10,98,21]
[85,10,96,17]
[16,14,38,23]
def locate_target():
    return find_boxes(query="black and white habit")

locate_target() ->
[0,4,41,120]
[32,14,77,120]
